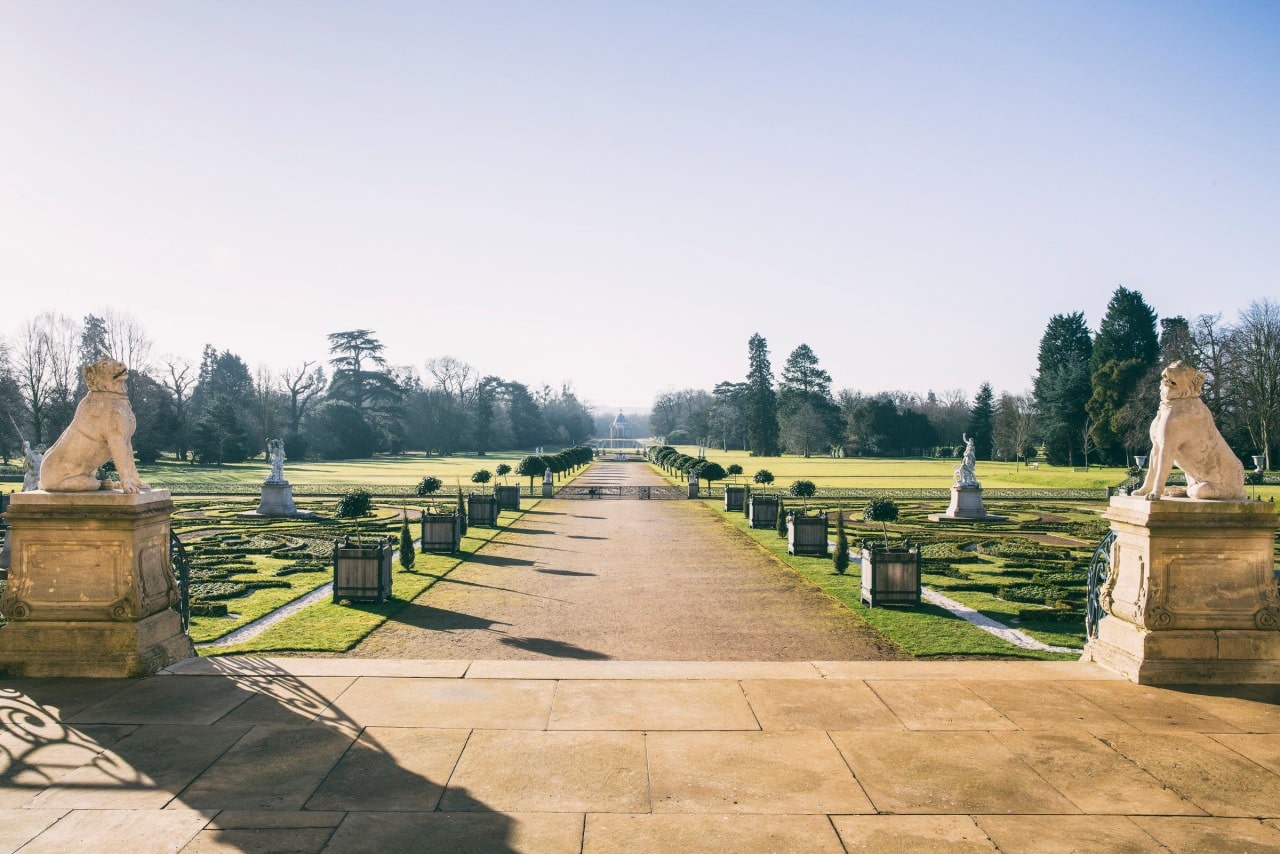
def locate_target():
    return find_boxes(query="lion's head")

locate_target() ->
[1160,360,1205,401]
[83,357,129,394]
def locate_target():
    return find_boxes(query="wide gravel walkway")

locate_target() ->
[350,462,906,661]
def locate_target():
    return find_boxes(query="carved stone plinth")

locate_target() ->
[1084,495,1280,684]
[928,486,1005,523]
[0,490,194,677]
[257,482,298,515]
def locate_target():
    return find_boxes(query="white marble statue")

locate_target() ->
[1133,360,1246,501]
[21,441,43,492]
[38,357,151,493]
[953,433,980,488]
[266,438,286,484]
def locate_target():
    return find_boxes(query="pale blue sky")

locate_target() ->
[3,1,1277,411]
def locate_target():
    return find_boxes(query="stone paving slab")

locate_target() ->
[3,657,1280,852]
[161,657,471,678]
[466,659,823,680]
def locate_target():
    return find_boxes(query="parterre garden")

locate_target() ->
[173,496,520,654]
[723,496,1110,659]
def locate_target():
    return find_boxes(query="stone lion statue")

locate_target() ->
[38,357,151,494]
[1132,360,1245,501]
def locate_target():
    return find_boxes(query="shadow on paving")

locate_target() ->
[0,664,521,851]
[461,552,537,568]
[382,602,515,633]
[497,636,612,660]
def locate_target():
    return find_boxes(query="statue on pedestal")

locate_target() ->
[266,438,287,484]
[21,441,43,492]
[1132,361,1245,501]
[953,434,980,488]
[38,357,150,494]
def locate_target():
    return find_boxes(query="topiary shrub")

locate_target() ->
[336,488,372,519]
[416,476,443,498]
[471,469,492,486]
[863,498,899,547]
[399,511,415,570]
[832,510,849,574]
[788,479,817,511]
[726,464,743,482]
[997,583,1066,604]
[753,469,774,486]
[495,463,512,483]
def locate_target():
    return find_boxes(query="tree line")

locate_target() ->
[0,313,595,466]
[650,290,1279,469]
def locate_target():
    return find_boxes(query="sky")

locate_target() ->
[3,1,1278,413]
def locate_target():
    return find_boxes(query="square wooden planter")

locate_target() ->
[468,493,500,527]
[787,512,829,556]
[420,512,462,553]
[860,543,921,607]
[333,539,393,603]
[724,485,746,513]
[748,495,779,529]
[494,485,521,511]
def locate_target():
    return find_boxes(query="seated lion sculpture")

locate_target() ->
[38,357,151,494]
[1132,360,1245,501]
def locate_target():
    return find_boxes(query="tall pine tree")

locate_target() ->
[965,382,995,461]
[744,333,780,456]
[1086,286,1159,464]
[1033,312,1093,466]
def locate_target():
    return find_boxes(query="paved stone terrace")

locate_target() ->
[2,657,1280,852]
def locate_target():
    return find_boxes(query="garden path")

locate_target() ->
[350,462,907,661]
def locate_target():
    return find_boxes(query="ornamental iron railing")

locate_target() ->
[1085,529,1117,639]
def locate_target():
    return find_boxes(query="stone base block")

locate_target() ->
[1085,614,1280,685]
[256,482,299,516]
[928,486,1005,523]
[0,609,195,678]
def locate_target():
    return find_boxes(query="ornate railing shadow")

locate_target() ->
[0,659,519,850]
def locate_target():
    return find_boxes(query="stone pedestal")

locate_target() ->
[0,490,194,678]
[257,481,298,515]
[1084,495,1280,685]
[928,486,1005,523]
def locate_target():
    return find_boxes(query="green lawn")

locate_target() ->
[662,447,1127,489]
[136,451,538,488]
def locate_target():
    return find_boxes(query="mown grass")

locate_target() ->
[667,447,1133,490]
[136,451,544,488]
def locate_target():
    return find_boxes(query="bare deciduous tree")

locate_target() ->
[1226,299,1280,470]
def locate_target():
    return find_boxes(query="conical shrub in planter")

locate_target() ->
[832,510,850,574]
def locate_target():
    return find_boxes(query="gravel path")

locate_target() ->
[350,463,906,661]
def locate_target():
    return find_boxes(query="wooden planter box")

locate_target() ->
[468,493,500,527]
[788,512,829,556]
[748,495,779,529]
[419,512,462,553]
[724,485,746,513]
[860,544,921,607]
[333,539,393,603]
[494,485,521,511]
